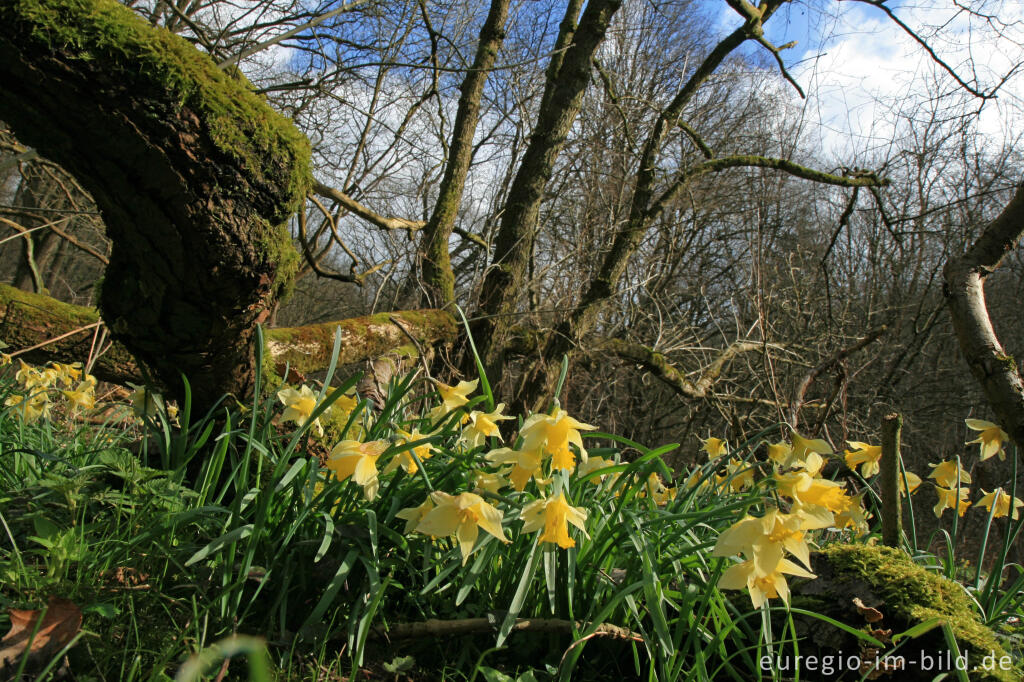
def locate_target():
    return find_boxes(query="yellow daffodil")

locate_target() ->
[977,488,1024,520]
[485,447,545,491]
[928,460,971,488]
[0,353,10,366]
[844,441,882,478]
[644,473,677,505]
[435,379,478,412]
[519,408,596,470]
[130,386,160,419]
[5,393,50,422]
[766,441,794,467]
[833,492,872,536]
[383,428,433,475]
[718,555,815,608]
[415,491,508,563]
[62,381,96,411]
[965,419,1009,461]
[277,384,325,436]
[713,509,813,572]
[719,458,754,492]
[685,469,710,492]
[791,451,827,477]
[933,486,971,518]
[473,469,508,494]
[52,362,83,385]
[520,492,588,549]
[576,455,613,483]
[395,497,435,534]
[462,404,513,449]
[790,430,833,462]
[774,471,850,514]
[701,436,728,459]
[326,440,388,501]
[900,470,922,497]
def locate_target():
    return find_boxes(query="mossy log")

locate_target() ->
[0,284,457,389]
[788,545,1014,682]
[0,0,311,407]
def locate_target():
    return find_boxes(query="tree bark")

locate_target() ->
[943,181,1024,446]
[0,0,311,408]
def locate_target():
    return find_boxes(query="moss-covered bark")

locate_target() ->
[0,0,311,407]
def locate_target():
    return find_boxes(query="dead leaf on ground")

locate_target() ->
[0,597,82,674]
[852,597,884,623]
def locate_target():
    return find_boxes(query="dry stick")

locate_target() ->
[7,321,102,358]
[881,412,903,549]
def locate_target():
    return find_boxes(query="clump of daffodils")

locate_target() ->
[3,358,99,422]
[712,429,871,609]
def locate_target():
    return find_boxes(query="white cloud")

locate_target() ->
[768,2,1024,157]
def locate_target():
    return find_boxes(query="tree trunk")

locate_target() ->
[943,182,1024,446]
[0,0,311,409]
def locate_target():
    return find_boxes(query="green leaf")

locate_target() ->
[383,655,415,674]
[184,524,254,566]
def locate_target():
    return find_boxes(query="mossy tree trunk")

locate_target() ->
[0,0,311,408]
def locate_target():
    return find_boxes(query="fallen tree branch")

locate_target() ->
[0,284,457,387]
[373,617,642,641]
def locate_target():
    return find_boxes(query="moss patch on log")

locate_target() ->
[806,544,1016,681]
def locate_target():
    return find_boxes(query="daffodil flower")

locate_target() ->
[717,555,815,609]
[326,440,388,501]
[774,471,850,514]
[277,384,325,436]
[62,381,96,411]
[519,408,596,471]
[928,460,971,488]
[644,473,677,504]
[899,471,922,497]
[435,379,478,412]
[383,428,433,475]
[461,404,513,449]
[415,491,508,563]
[790,430,833,463]
[977,488,1024,520]
[5,393,50,422]
[395,497,435,534]
[843,441,882,478]
[130,385,161,419]
[718,458,754,492]
[485,447,545,491]
[713,508,813,572]
[833,492,872,536]
[473,469,509,494]
[933,485,971,518]
[701,436,728,460]
[766,441,794,467]
[965,419,1009,461]
[520,492,588,548]
[576,455,613,483]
